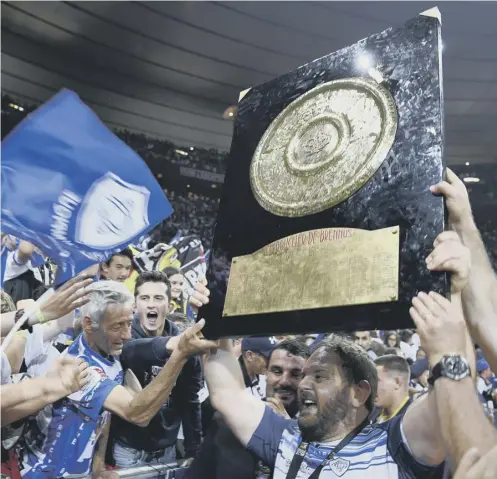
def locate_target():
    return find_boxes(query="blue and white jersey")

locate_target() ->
[19,334,123,478]
[248,406,444,479]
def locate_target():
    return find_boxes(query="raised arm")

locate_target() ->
[190,282,266,447]
[103,319,218,427]
[409,291,497,470]
[402,230,477,466]
[431,168,497,372]
[0,274,92,337]
[1,356,89,426]
[16,240,35,264]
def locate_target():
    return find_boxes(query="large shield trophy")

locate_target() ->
[201,8,447,338]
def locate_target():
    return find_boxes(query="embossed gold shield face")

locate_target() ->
[250,78,398,217]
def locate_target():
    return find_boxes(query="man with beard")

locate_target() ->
[192,264,458,479]
[187,339,309,479]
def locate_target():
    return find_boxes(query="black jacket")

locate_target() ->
[187,357,265,479]
[109,316,202,457]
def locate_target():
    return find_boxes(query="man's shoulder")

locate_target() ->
[67,335,122,381]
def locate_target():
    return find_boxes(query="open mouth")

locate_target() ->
[147,311,158,324]
[300,399,317,412]
[275,390,296,401]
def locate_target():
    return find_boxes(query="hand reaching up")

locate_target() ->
[41,274,93,323]
[410,291,467,367]
[430,168,474,231]
[177,318,219,358]
[189,278,210,310]
[426,231,471,293]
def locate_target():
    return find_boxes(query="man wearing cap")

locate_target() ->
[239,336,277,399]
[477,359,497,412]
[187,339,309,479]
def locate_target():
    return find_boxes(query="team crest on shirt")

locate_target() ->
[327,458,350,477]
[75,172,150,250]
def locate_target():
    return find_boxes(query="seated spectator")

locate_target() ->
[15,280,216,478]
[374,355,411,423]
[110,271,203,467]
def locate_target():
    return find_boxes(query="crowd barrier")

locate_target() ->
[83,463,189,478]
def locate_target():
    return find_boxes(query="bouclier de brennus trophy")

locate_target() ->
[200,7,448,338]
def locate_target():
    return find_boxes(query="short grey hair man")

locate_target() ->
[81,280,134,357]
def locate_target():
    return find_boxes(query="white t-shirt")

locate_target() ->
[1,350,13,384]
[3,250,43,283]
[400,341,417,362]
[246,374,267,400]
[23,325,70,378]
[477,376,492,395]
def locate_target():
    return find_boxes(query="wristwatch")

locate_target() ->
[428,354,471,386]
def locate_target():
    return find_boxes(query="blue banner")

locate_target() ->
[1,89,173,284]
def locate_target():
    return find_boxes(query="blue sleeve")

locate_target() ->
[387,415,445,479]
[68,367,119,421]
[247,405,292,468]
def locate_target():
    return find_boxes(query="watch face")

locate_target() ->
[442,355,470,380]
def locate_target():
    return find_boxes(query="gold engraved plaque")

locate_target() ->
[223,226,399,317]
[250,78,398,217]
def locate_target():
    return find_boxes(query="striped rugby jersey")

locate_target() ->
[249,406,444,478]
[18,334,122,478]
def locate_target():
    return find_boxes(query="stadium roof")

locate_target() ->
[2,1,497,165]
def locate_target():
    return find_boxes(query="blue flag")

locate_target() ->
[1,89,173,284]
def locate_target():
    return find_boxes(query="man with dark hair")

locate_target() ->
[168,311,191,333]
[188,339,309,479]
[266,339,310,418]
[100,248,134,283]
[374,355,411,423]
[193,279,450,478]
[109,271,203,467]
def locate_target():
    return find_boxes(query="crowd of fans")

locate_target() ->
[2,94,497,269]
[158,190,219,252]
[2,92,497,479]
[116,130,228,174]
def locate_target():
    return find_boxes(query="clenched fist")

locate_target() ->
[177,319,219,358]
